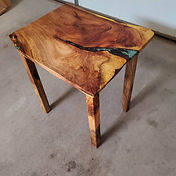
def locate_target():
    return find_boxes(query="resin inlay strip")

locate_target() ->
[53,35,138,60]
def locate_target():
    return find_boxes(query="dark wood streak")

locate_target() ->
[53,35,138,60]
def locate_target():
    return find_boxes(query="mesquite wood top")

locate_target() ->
[9,4,154,96]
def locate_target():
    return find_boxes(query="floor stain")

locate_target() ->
[77,157,101,176]
[2,44,9,48]
[43,174,48,176]
[66,160,76,172]
[31,172,38,176]
[147,119,158,128]
[125,148,131,154]
[49,152,57,159]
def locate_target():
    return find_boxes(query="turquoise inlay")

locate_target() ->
[121,50,138,59]
[15,46,20,50]
[54,36,138,60]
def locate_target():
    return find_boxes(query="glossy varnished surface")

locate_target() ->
[9,4,154,95]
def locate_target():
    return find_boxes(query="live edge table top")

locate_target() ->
[9,4,154,96]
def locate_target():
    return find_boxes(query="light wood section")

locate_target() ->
[9,4,154,96]
[0,0,7,15]
[20,53,50,113]
[86,94,101,148]
[3,0,11,7]
[0,0,11,15]
[122,55,138,112]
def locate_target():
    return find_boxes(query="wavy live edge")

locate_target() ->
[9,3,154,96]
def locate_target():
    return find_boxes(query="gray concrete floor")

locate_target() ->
[1,0,176,176]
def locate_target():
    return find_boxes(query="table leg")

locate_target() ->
[20,53,50,113]
[86,94,101,148]
[122,55,138,112]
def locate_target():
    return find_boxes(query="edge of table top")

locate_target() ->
[9,3,154,96]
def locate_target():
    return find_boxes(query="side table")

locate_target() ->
[9,4,154,147]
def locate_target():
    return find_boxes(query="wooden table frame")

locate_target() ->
[20,53,138,148]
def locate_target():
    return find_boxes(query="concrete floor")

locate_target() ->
[0,0,176,176]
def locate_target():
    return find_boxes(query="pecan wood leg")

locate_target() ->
[20,53,50,113]
[86,94,101,148]
[122,55,138,112]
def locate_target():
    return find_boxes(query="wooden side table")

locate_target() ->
[9,4,154,148]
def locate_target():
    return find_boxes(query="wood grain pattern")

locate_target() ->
[0,0,11,15]
[0,0,7,15]
[3,0,11,7]
[9,4,154,96]
[86,94,101,148]
[122,54,138,112]
[20,53,50,113]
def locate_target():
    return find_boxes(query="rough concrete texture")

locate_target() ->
[0,0,176,176]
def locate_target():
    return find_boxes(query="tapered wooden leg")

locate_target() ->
[122,55,138,112]
[86,94,101,148]
[20,53,50,113]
